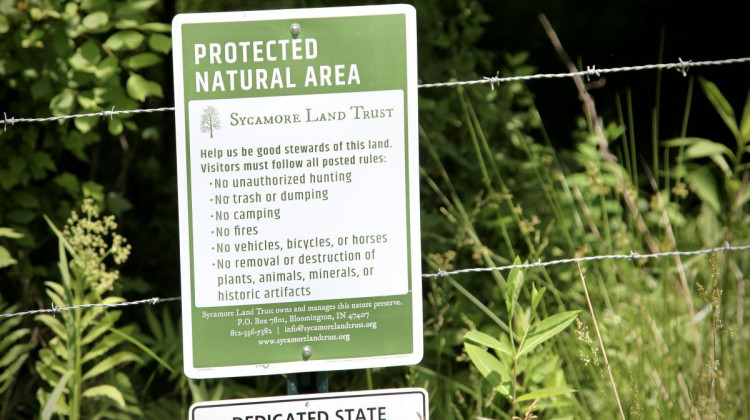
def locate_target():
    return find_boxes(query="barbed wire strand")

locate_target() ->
[2,56,749,129]
[1,243,748,319]
[418,56,750,89]
[0,297,181,319]
[424,242,750,279]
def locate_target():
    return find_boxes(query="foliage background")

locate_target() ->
[1,0,749,418]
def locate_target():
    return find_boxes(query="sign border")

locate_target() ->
[190,388,429,420]
[173,5,421,378]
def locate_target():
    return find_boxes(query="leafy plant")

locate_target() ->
[0,0,172,332]
[464,260,580,416]
[662,79,750,239]
[0,296,33,416]
[0,227,23,269]
[36,199,142,419]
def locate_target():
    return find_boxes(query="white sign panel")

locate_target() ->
[190,388,428,420]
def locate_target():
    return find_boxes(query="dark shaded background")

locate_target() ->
[483,0,750,145]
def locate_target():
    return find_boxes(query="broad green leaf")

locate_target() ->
[683,139,734,160]
[0,228,23,238]
[50,89,76,117]
[141,22,171,33]
[126,74,163,101]
[108,118,124,136]
[464,330,513,357]
[41,371,71,420]
[148,33,171,54]
[76,92,99,110]
[82,352,143,382]
[464,342,512,387]
[53,173,81,198]
[123,52,162,70]
[114,19,141,30]
[74,116,98,134]
[518,310,580,357]
[517,387,577,402]
[685,166,722,213]
[104,30,145,51]
[117,0,159,13]
[700,77,740,140]
[69,40,102,73]
[82,180,105,202]
[0,246,17,268]
[95,55,119,82]
[81,11,109,32]
[82,384,126,408]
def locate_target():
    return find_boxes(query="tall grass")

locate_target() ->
[416,68,750,418]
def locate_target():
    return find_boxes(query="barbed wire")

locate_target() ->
[418,56,750,89]
[423,241,750,279]
[2,56,749,130]
[1,243,748,319]
[0,297,181,319]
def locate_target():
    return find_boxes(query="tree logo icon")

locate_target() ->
[200,106,221,138]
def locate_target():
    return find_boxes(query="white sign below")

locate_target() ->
[190,388,429,420]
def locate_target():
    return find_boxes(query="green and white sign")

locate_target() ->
[190,388,428,420]
[173,5,421,378]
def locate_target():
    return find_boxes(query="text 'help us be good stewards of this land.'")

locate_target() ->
[194,38,361,92]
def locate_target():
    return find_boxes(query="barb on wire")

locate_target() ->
[1,56,748,128]
[0,296,181,319]
[422,242,750,279]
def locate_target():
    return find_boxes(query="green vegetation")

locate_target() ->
[0,0,748,419]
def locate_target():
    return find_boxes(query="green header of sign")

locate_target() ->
[181,14,407,101]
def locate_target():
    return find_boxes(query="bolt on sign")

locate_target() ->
[173,5,421,378]
[190,388,428,420]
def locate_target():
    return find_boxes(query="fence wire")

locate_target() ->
[2,243,748,319]
[2,56,749,129]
